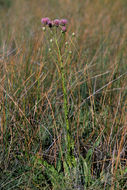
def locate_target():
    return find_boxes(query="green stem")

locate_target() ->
[55,35,72,163]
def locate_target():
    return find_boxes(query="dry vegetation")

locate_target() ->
[0,0,127,189]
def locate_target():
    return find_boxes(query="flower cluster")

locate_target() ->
[41,17,68,33]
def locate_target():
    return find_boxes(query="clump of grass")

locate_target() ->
[0,0,127,189]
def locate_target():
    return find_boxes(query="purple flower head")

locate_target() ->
[53,19,60,27]
[60,19,68,26]
[47,20,53,28]
[41,17,50,25]
[61,26,67,33]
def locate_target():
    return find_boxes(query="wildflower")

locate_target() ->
[60,19,68,26]
[41,17,50,25]
[41,17,68,32]
[61,26,67,33]
[47,20,53,28]
[69,50,72,54]
[54,19,60,27]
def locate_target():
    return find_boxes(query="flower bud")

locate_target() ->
[50,39,53,43]
[49,48,51,52]
[65,42,68,46]
[72,32,75,37]
[42,27,46,31]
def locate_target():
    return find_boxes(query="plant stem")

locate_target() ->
[55,35,73,164]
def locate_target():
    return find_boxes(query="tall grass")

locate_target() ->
[0,0,127,189]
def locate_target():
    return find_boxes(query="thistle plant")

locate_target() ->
[41,17,76,169]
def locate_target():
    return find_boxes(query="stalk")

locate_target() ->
[55,35,74,166]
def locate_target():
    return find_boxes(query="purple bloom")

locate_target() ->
[47,20,53,28]
[61,26,67,33]
[60,19,68,26]
[41,17,50,25]
[53,19,60,27]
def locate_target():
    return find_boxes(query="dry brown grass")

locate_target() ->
[0,0,127,189]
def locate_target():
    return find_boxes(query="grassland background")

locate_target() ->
[0,0,127,189]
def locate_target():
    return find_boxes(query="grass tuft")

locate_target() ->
[0,0,127,189]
